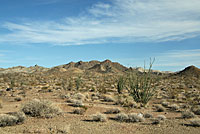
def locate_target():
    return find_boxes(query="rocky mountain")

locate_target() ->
[50,59,128,73]
[3,60,197,75]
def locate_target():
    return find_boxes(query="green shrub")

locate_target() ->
[117,76,126,94]
[22,99,62,118]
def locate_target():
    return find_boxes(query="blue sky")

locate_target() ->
[0,0,200,71]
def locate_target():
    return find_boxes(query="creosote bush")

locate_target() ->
[22,99,62,118]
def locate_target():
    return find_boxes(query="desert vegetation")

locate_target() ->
[0,60,200,133]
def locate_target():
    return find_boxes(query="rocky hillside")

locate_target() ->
[0,65,49,74]
[176,65,200,78]
[49,59,129,74]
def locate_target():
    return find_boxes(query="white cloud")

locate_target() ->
[155,49,200,67]
[115,49,200,71]
[0,0,200,45]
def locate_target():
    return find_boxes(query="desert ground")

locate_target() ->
[0,60,200,134]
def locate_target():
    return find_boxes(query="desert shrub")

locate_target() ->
[92,113,107,122]
[70,100,84,107]
[144,113,153,118]
[75,76,82,90]
[0,100,2,108]
[128,59,156,106]
[191,105,200,115]
[152,118,161,125]
[60,94,70,99]
[190,118,200,127]
[152,115,166,125]
[181,111,195,119]
[66,98,75,103]
[115,95,137,108]
[73,108,86,115]
[91,96,99,101]
[21,99,62,118]
[115,113,128,122]
[7,112,26,124]
[0,114,18,127]
[157,115,166,120]
[155,105,165,112]
[128,113,145,122]
[14,97,22,102]
[161,101,169,108]
[101,95,115,102]
[170,104,180,111]
[117,75,126,94]
[73,93,85,100]
[122,99,137,108]
[55,125,71,134]
[105,108,121,114]
[0,112,26,127]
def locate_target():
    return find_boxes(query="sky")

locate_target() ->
[0,0,200,71]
